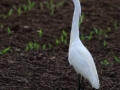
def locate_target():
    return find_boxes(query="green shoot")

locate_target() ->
[8,9,13,17]
[48,43,52,49]
[50,8,54,15]
[1,14,7,19]
[38,29,43,38]
[87,31,94,40]
[23,4,28,12]
[7,27,11,34]
[50,0,54,9]
[46,0,55,9]
[93,28,103,35]
[40,3,43,9]
[107,27,111,31]
[55,39,60,45]
[62,30,67,37]
[101,59,109,66]
[60,35,67,44]
[0,47,12,55]
[103,40,107,47]
[33,42,40,50]
[113,21,118,30]
[99,29,103,35]
[56,0,66,8]
[94,27,99,34]
[13,6,17,10]
[18,7,22,15]
[63,39,67,44]
[25,42,40,52]
[25,45,29,52]
[111,20,120,30]
[104,32,108,38]
[26,42,31,51]
[80,33,85,41]
[27,0,35,11]
[42,44,46,50]
[79,14,84,25]
[61,30,67,44]
[46,0,55,15]
[114,55,120,63]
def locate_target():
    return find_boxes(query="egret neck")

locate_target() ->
[70,0,81,45]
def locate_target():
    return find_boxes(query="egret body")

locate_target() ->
[68,0,100,89]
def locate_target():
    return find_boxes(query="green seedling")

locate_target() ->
[42,44,46,50]
[33,42,40,50]
[0,47,12,55]
[7,27,11,34]
[62,30,67,37]
[27,0,35,11]
[55,39,60,45]
[87,31,94,40]
[1,14,7,19]
[50,0,54,9]
[61,30,68,44]
[61,35,67,44]
[93,28,103,35]
[50,9,54,15]
[80,33,85,41]
[56,0,66,8]
[99,29,103,35]
[38,29,43,38]
[46,0,55,15]
[8,9,13,17]
[48,0,54,9]
[23,4,28,12]
[63,39,67,44]
[1,9,13,18]
[13,6,17,10]
[114,55,120,63]
[104,32,108,38]
[25,42,40,52]
[48,43,52,49]
[107,27,111,31]
[113,21,118,30]
[26,42,33,51]
[18,7,22,15]
[111,20,120,30]
[79,14,84,25]
[103,40,107,47]
[40,3,43,9]
[101,59,109,66]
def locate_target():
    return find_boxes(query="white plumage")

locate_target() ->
[68,0,100,89]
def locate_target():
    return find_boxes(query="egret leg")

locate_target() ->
[78,74,81,90]
[81,76,84,90]
[92,89,99,90]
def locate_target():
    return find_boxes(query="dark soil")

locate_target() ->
[0,0,120,90]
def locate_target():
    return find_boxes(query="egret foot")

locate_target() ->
[92,88,99,90]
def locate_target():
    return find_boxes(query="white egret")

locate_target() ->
[68,0,100,90]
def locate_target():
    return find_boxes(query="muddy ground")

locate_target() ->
[0,0,120,90]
